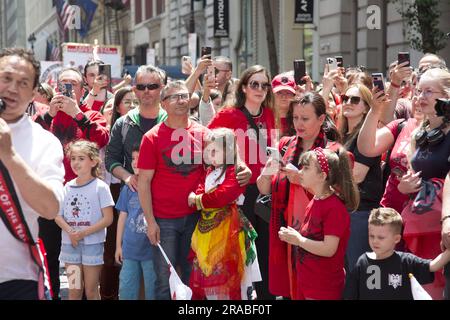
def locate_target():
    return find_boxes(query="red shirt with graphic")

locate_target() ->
[137,121,208,219]
[296,194,350,299]
[208,107,276,184]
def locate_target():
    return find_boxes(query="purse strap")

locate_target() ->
[239,106,267,150]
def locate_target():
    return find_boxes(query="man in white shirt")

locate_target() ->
[0,48,65,299]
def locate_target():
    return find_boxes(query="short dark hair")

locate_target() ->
[0,48,40,88]
[83,59,105,77]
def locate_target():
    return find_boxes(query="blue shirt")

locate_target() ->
[115,185,153,261]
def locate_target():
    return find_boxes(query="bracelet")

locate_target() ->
[390,82,400,89]
[89,91,98,97]
[441,215,450,225]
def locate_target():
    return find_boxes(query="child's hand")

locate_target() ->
[115,247,123,265]
[278,226,303,247]
[68,231,79,248]
[73,230,86,241]
[188,192,196,207]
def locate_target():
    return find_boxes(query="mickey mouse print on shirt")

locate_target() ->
[64,192,93,230]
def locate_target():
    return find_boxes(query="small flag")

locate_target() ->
[409,273,432,300]
[157,243,192,300]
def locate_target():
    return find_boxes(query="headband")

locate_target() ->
[314,147,329,175]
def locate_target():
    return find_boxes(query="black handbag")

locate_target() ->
[255,194,272,223]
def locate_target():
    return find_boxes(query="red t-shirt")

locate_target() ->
[297,194,350,298]
[208,107,276,184]
[380,118,417,212]
[137,121,208,219]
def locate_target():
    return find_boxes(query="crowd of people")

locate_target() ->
[0,46,449,300]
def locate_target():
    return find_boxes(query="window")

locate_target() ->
[135,0,142,24]
[156,0,165,15]
[145,0,153,20]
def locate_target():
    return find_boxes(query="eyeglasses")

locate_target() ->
[247,80,271,91]
[415,88,443,98]
[135,83,161,91]
[341,95,362,105]
[215,68,230,75]
[162,93,191,102]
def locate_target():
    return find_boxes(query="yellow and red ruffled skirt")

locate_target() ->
[190,204,257,300]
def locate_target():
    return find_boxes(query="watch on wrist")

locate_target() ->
[74,111,85,121]
[89,91,98,97]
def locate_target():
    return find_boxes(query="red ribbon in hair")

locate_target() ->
[313,147,329,175]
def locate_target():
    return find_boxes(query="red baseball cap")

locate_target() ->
[272,74,296,94]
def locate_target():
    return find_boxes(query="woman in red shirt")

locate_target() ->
[208,65,276,299]
[257,93,342,298]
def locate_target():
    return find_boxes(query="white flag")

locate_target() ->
[157,243,192,300]
[409,273,432,300]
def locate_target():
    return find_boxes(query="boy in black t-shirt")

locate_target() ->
[344,208,450,300]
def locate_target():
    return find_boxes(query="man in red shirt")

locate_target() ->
[137,81,251,300]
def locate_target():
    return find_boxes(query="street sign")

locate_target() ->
[294,0,314,24]
[213,0,229,38]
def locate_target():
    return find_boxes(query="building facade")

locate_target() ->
[15,0,450,81]
[0,0,27,49]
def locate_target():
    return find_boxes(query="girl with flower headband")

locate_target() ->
[278,146,359,300]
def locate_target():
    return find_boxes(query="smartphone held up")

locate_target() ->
[371,73,386,95]
[294,59,306,85]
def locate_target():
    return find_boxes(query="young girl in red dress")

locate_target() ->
[278,147,359,299]
[188,128,261,300]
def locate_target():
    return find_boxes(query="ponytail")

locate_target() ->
[326,147,360,211]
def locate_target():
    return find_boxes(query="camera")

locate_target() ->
[435,98,450,118]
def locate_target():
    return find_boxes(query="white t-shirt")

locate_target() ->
[60,178,114,245]
[0,115,65,284]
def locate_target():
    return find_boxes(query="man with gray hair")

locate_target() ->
[106,65,167,193]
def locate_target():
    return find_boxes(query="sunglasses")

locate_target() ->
[135,83,161,91]
[247,80,271,91]
[341,95,362,105]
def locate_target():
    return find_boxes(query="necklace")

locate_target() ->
[313,189,334,200]
[246,106,263,117]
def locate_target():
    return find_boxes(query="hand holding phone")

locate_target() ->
[266,147,281,161]
[294,60,306,85]
[371,73,385,94]
[206,65,215,81]
[201,46,212,59]
[98,64,111,89]
[327,57,338,71]
[181,56,193,75]
[63,83,73,98]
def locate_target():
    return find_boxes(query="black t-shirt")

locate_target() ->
[347,136,383,211]
[344,251,434,300]
[139,115,158,134]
